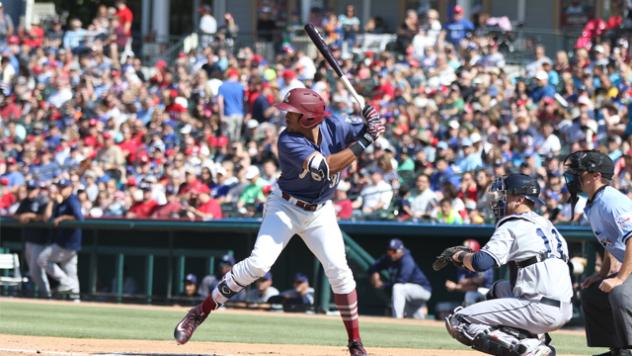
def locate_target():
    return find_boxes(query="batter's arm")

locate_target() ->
[325,148,358,174]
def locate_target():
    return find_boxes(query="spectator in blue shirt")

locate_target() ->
[1,157,24,188]
[530,71,556,103]
[63,18,86,52]
[369,239,432,319]
[37,179,83,299]
[218,68,245,142]
[444,6,474,47]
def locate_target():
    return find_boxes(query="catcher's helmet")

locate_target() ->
[489,174,542,220]
[275,88,329,128]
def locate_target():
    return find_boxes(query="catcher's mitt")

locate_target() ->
[432,246,472,271]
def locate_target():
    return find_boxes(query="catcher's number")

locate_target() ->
[432,246,473,271]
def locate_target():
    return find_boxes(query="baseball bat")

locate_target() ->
[304,24,366,108]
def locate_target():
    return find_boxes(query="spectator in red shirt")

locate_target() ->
[127,184,157,219]
[115,0,133,37]
[151,186,182,220]
[186,191,222,220]
[0,177,15,213]
[334,181,353,220]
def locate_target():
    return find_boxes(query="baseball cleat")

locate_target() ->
[173,304,209,344]
[348,339,367,356]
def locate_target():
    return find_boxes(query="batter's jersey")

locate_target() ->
[584,186,632,263]
[481,212,573,302]
[277,115,365,204]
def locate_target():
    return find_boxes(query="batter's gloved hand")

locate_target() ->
[432,246,473,271]
[362,105,385,140]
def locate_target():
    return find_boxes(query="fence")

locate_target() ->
[0,217,597,315]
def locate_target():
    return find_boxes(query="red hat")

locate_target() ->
[0,177,9,186]
[8,36,19,45]
[6,157,16,165]
[226,68,239,78]
[282,69,296,80]
[454,5,464,14]
[155,59,167,69]
[103,132,113,140]
[127,176,137,186]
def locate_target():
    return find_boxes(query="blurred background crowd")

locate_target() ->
[2,0,632,225]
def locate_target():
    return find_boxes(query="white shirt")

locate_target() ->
[361,180,393,211]
[199,14,217,34]
[411,189,437,217]
[538,133,561,156]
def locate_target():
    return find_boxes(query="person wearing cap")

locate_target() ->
[444,5,474,47]
[218,68,245,142]
[270,273,315,310]
[530,70,556,104]
[443,174,571,355]
[181,273,199,300]
[244,271,279,305]
[2,157,24,188]
[236,165,265,215]
[151,185,182,220]
[38,179,83,298]
[14,180,51,296]
[187,191,222,221]
[369,238,432,319]
[197,254,240,299]
[127,184,158,219]
[444,239,494,307]
[564,150,632,356]
[456,138,483,173]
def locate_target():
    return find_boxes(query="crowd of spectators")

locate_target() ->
[2,3,632,225]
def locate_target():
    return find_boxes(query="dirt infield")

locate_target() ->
[0,334,483,356]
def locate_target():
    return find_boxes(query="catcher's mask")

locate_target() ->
[488,174,542,221]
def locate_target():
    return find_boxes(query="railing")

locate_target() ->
[0,217,597,313]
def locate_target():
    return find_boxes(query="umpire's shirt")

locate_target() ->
[51,193,83,251]
[584,186,632,261]
[369,249,432,291]
[15,196,50,245]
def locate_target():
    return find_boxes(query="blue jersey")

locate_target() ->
[584,186,632,262]
[277,115,365,204]
[368,249,432,291]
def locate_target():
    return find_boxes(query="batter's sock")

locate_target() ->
[201,294,217,314]
[334,290,361,341]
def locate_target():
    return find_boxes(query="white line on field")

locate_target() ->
[0,348,90,356]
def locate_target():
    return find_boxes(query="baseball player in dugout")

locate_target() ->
[436,173,572,356]
[564,150,632,356]
[174,87,385,356]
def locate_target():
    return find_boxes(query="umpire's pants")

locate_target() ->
[581,275,632,348]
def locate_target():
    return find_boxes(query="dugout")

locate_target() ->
[0,217,596,318]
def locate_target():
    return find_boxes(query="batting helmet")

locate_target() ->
[275,88,329,128]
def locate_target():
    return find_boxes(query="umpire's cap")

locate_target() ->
[503,174,543,205]
[563,150,614,179]
[387,238,404,251]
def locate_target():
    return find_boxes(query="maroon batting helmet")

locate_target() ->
[275,88,329,128]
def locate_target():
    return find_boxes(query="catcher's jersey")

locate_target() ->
[481,212,572,302]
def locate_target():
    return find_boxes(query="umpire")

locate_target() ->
[369,238,432,319]
[564,150,632,356]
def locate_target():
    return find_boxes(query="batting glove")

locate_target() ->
[362,105,385,140]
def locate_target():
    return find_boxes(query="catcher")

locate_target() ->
[435,174,572,356]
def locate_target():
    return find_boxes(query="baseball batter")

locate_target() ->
[439,174,573,356]
[174,87,384,356]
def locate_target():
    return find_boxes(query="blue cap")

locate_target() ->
[261,271,273,281]
[185,273,197,284]
[293,273,308,284]
[26,180,38,189]
[461,138,473,147]
[437,141,449,150]
[388,238,404,250]
[55,179,72,187]
[219,254,235,266]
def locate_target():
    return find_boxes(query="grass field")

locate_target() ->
[0,298,604,355]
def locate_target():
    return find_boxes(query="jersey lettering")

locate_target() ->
[536,227,566,260]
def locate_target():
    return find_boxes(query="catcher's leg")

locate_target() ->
[174,196,296,344]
